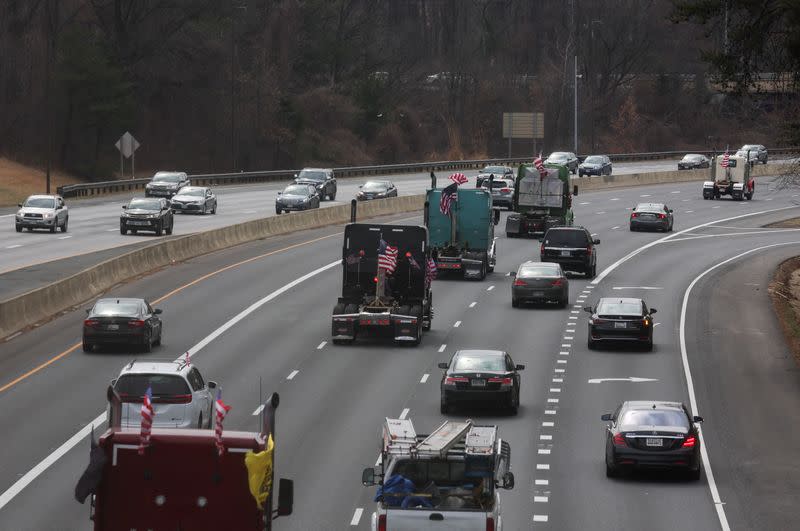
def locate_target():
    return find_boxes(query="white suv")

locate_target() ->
[15,194,69,233]
[109,359,217,429]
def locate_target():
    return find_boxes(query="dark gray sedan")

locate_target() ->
[170,186,217,214]
[579,155,612,176]
[276,184,321,214]
[629,203,673,232]
[585,297,656,351]
[83,297,163,352]
[678,153,710,170]
[356,180,397,201]
[512,261,569,307]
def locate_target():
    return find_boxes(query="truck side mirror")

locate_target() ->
[501,471,515,490]
[362,467,376,486]
[277,478,294,516]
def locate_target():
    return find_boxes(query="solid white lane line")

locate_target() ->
[287,370,299,380]
[5,244,22,249]
[678,242,800,531]
[420,374,429,384]
[612,286,663,290]
[591,206,799,285]
[350,508,364,526]
[542,422,554,427]
[487,285,495,291]
[438,344,447,352]
[252,404,265,416]
[399,408,410,420]
[469,302,477,308]
[537,464,550,470]
[317,341,327,350]
[0,259,342,511]
[454,321,461,328]
[533,515,549,522]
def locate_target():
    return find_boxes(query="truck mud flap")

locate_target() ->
[461,258,484,279]
[332,314,357,339]
[393,314,421,342]
[505,214,521,235]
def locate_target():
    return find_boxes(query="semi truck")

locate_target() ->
[331,201,433,345]
[425,173,498,280]
[702,154,754,200]
[505,163,574,238]
[361,417,515,531]
[75,388,293,531]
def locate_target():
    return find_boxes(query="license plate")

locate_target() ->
[614,322,627,329]
[107,324,119,330]
[532,291,544,297]
[646,438,663,447]
[471,379,486,387]
[560,250,571,257]
[128,220,150,226]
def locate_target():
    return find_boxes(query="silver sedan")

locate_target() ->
[169,186,217,214]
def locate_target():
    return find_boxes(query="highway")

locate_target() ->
[1,175,799,529]
[0,158,758,298]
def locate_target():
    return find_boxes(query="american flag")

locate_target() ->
[721,152,730,168]
[214,389,231,457]
[184,351,191,366]
[449,172,468,185]
[138,387,154,455]
[426,256,437,283]
[440,182,458,216]
[534,153,547,178]
[407,252,421,271]
[378,239,398,275]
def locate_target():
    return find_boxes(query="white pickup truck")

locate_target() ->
[361,418,514,531]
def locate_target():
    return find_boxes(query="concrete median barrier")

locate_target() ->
[0,195,426,340]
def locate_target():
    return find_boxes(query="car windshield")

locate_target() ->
[548,153,568,160]
[115,374,191,398]
[620,409,689,428]
[584,156,604,164]
[128,199,162,210]
[23,197,55,208]
[742,145,758,150]
[362,181,389,191]
[596,301,642,315]
[518,265,560,278]
[635,204,664,213]
[543,230,588,247]
[179,188,205,197]
[683,154,702,161]
[298,170,326,181]
[92,300,141,316]
[152,174,182,183]
[283,185,310,195]
[484,180,512,189]
[482,166,507,174]
[453,354,505,372]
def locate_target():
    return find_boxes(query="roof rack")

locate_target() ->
[416,420,473,458]
[381,418,498,460]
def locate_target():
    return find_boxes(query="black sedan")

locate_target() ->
[276,184,321,214]
[578,155,612,176]
[585,297,656,351]
[439,349,524,414]
[630,202,673,232]
[512,261,569,307]
[356,180,397,201]
[83,298,163,352]
[476,165,514,188]
[678,154,710,170]
[120,197,174,236]
[602,401,703,480]
[169,186,217,214]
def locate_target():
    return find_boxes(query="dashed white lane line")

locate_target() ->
[547,398,559,403]
[671,190,681,194]
[596,211,606,215]
[105,228,118,232]
[534,515,549,522]
[438,344,447,352]
[535,479,550,485]
[537,464,550,470]
[545,410,557,415]
[640,194,651,197]
[610,198,620,201]
[561,343,571,348]
[686,210,694,213]
[563,335,573,340]
[559,351,569,355]
[573,305,582,308]
[399,408,410,420]
[682,198,690,201]
[57,235,72,239]
[454,321,461,328]
[550,388,561,393]
[487,285,495,291]
[538,449,551,455]
[712,205,721,209]
[568,316,578,320]
[542,422,554,427]
[5,244,22,249]
[252,404,265,416]
[420,373,429,384]
[317,341,327,350]
[552,378,563,383]
[611,226,620,230]
[571,310,579,314]
[554,368,565,373]
[557,359,567,364]
[244,209,258,214]
[469,302,477,308]
[286,370,299,380]
[579,201,591,205]
[586,285,595,289]
[534,496,549,503]
[350,508,364,526]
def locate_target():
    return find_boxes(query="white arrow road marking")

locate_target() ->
[612,286,663,290]
[587,377,659,383]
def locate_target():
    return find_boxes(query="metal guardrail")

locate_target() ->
[57,148,799,199]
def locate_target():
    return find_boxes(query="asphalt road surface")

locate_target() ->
[2,158,787,296]
[1,177,800,529]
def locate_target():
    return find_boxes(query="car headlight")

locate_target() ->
[44,212,54,219]
[147,213,158,218]
[121,212,130,218]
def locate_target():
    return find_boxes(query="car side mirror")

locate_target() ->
[437,362,448,369]
[154,308,163,314]
[501,471,515,490]
[358,185,363,188]
[649,308,657,315]
[122,205,127,209]
[510,272,516,277]
[85,308,91,314]
[693,415,704,423]
[601,413,612,421]
[583,306,593,313]
[593,238,600,245]
[207,380,217,389]
[276,478,294,516]
[110,378,117,387]
[362,467,376,486]
[17,203,22,207]
[669,209,674,213]
[515,364,525,370]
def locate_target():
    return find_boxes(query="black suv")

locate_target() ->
[294,168,337,201]
[540,226,599,278]
[120,197,174,236]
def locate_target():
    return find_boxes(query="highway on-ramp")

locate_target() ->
[0,176,799,529]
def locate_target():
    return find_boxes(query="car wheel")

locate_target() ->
[605,459,618,478]
[688,465,702,481]
[508,391,519,415]
[155,222,163,236]
[560,296,568,308]
[166,220,173,235]
[120,226,127,235]
[49,223,56,233]
[276,208,282,215]
[645,339,653,352]
[154,328,162,347]
[131,229,138,235]
[61,217,68,232]
[212,203,217,214]
[82,340,93,353]
[440,394,450,415]
[142,332,152,353]
[588,336,596,350]
[512,298,519,308]
[197,414,203,429]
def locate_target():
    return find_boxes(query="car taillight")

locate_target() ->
[500,188,511,193]
[486,517,495,531]
[152,394,192,404]
[642,317,651,327]
[540,244,545,254]
[445,376,469,384]
[658,213,666,219]
[612,433,627,447]
[83,319,100,327]
[127,319,146,327]
[513,279,527,286]
[631,212,639,218]
[682,435,696,448]
[488,377,513,385]
[378,515,387,531]
[551,279,563,287]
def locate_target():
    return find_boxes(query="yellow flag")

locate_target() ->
[245,434,274,507]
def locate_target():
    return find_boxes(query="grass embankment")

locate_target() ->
[0,158,83,206]
[768,255,800,366]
